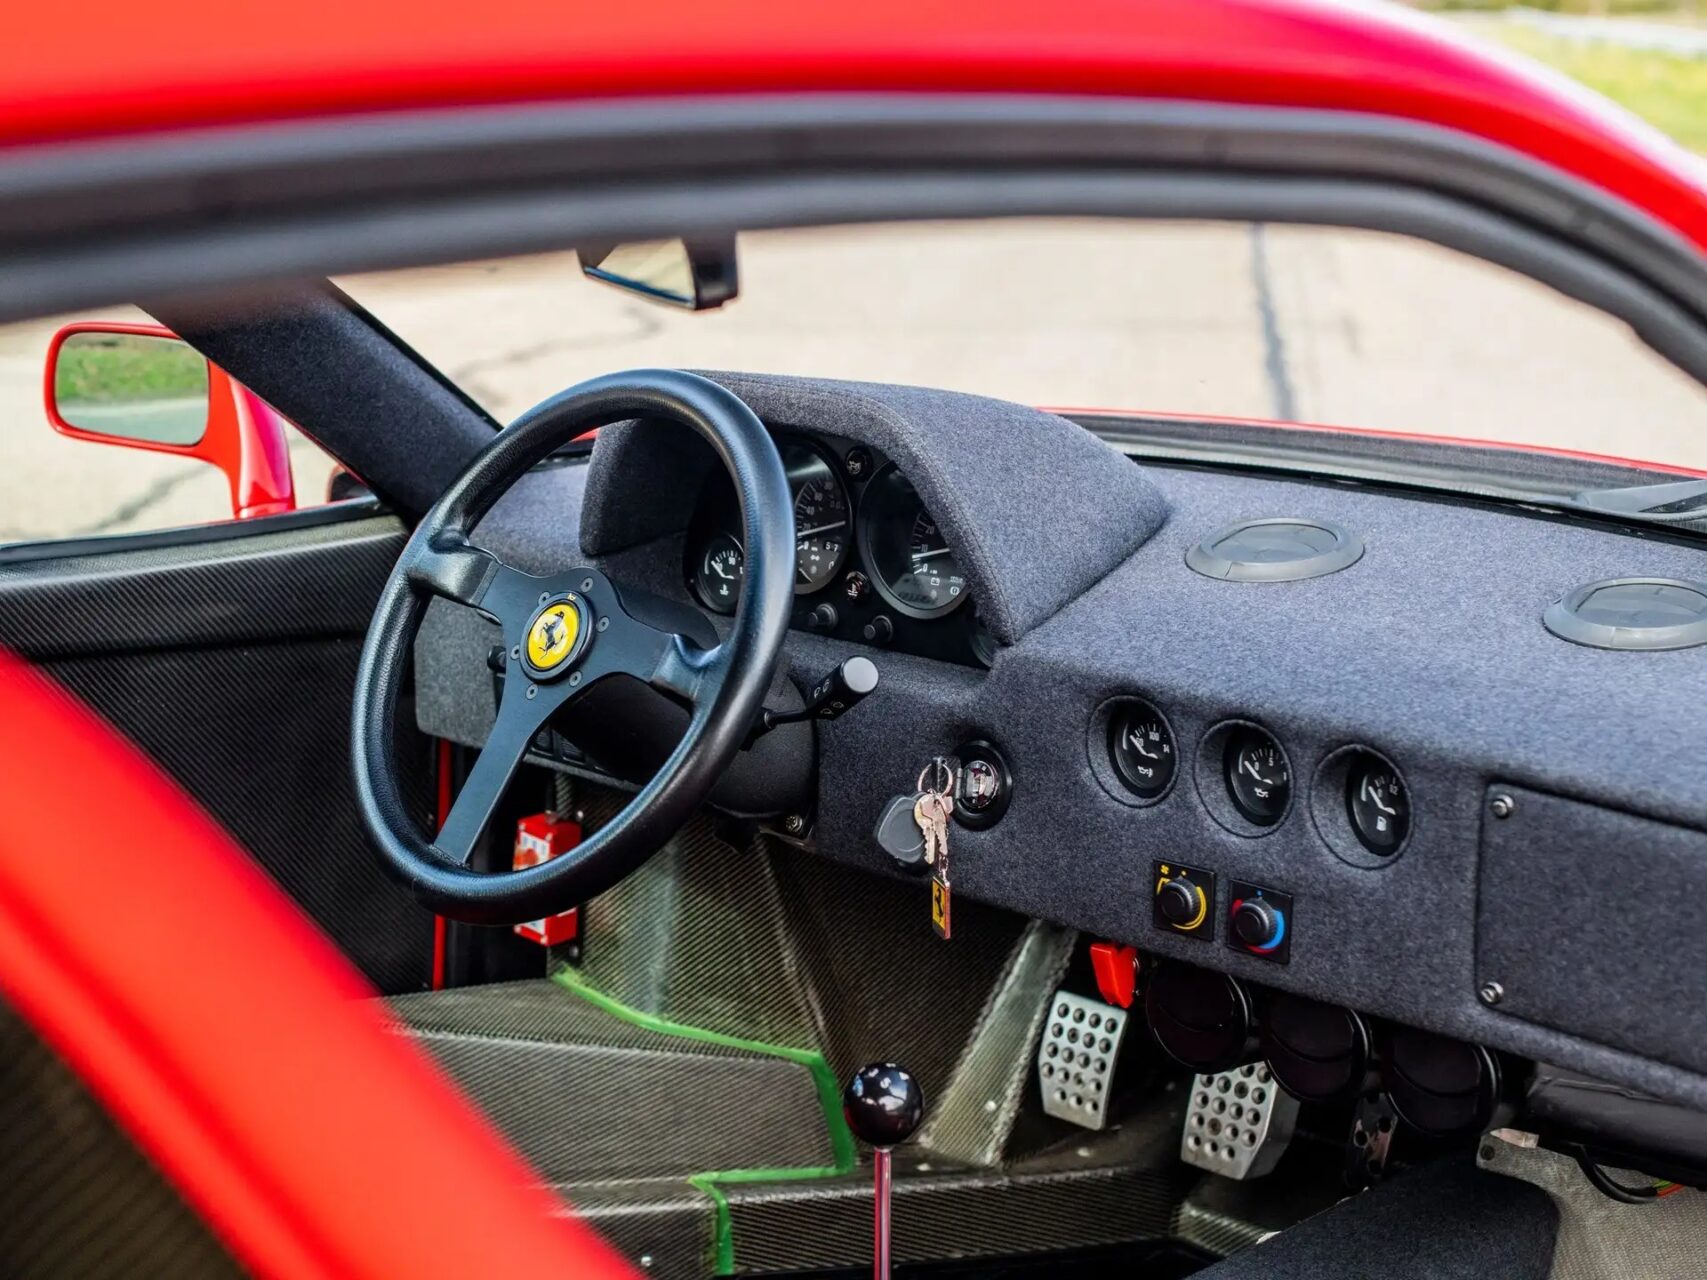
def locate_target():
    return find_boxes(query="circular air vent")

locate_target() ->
[1543,577,1707,651]
[1186,518,1363,582]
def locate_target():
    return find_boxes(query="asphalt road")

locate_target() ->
[3,221,1706,545]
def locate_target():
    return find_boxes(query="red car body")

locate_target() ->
[44,321,298,519]
[1,1,1704,1277]
[5,0,1705,249]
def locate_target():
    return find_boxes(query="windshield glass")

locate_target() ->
[338,219,1707,472]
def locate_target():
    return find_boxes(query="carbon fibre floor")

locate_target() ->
[385,814,1195,1276]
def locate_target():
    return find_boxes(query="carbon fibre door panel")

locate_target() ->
[0,509,435,992]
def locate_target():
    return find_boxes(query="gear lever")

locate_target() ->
[843,1063,924,1280]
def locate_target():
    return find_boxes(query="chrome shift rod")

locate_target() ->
[842,1063,924,1280]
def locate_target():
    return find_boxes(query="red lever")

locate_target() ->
[1089,942,1139,1009]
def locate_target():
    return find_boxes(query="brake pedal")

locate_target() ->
[1181,1063,1298,1178]
[1037,990,1131,1130]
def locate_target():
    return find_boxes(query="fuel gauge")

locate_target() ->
[1346,755,1409,855]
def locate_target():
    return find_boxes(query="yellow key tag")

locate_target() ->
[930,875,952,940]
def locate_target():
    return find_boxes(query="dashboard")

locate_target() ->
[683,431,996,667]
[416,369,1707,1131]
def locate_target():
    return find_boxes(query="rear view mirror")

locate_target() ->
[579,237,739,311]
[51,328,211,445]
[45,322,297,521]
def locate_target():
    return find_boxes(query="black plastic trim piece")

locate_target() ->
[0,512,407,659]
[0,94,1701,387]
[0,496,384,566]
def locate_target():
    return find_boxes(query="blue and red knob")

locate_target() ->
[1230,896,1286,953]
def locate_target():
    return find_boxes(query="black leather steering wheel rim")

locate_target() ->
[352,369,793,925]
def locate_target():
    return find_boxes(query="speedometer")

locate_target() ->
[784,442,851,593]
[856,464,969,619]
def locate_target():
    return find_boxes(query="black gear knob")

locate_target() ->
[843,1062,925,1149]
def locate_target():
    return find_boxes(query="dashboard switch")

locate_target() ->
[1153,862,1215,940]
[862,614,895,646]
[806,603,839,631]
[1227,882,1292,964]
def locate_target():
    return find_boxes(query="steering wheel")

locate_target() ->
[352,370,793,925]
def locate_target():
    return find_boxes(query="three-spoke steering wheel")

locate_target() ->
[352,370,793,925]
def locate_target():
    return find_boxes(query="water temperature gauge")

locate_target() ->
[693,532,745,615]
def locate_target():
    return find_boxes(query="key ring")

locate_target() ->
[917,756,956,796]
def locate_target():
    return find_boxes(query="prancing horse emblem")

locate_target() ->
[526,599,582,673]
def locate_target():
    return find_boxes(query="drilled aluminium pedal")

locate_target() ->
[1037,990,1131,1130]
[1181,1063,1298,1179]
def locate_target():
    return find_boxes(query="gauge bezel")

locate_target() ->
[1195,720,1293,838]
[780,437,853,596]
[1225,729,1291,827]
[691,530,745,616]
[1311,745,1413,868]
[855,461,970,621]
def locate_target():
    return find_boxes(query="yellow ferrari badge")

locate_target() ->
[526,600,581,672]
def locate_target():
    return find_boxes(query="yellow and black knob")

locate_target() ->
[1158,878,1206,930]
[1153,862,1214,938]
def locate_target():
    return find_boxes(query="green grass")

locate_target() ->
[54,333,207,405]
[1474,22,1707,152]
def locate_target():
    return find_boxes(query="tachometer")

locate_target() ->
[785,442,851,593]
[857,464,969,619]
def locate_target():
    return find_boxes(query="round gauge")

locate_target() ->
[693,531,745,615]
[784,443,852,594]
[1224,728,1291,826]
[1109,701,1177,800]
[1346,755,1409,855]
[856,464,969,619]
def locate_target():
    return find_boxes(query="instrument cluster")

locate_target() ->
[684,432,995,666]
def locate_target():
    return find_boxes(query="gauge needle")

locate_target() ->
[711,560,735,580]
[1240,757,1264,780]
[797,521,847,538]
[911,545,950,565]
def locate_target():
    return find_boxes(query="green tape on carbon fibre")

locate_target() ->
[550,966,857,1274]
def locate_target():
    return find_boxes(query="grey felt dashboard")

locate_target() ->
[581,373,1169,645]
[413,375,1707,1114]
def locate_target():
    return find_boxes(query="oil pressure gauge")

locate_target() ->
[1224,728,1291,826]
[1109,700,1177,800]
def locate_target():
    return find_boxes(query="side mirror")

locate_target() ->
[579,237,739,311]
[45,323,295,521]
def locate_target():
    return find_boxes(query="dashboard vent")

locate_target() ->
[1543,577,1707,651]
[1185,518,1364,582]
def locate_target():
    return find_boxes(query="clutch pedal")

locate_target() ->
[1037,990,1131,1130]
[1181,1063,1298,1179]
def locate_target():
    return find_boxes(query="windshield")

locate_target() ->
[338,219,1707,473]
